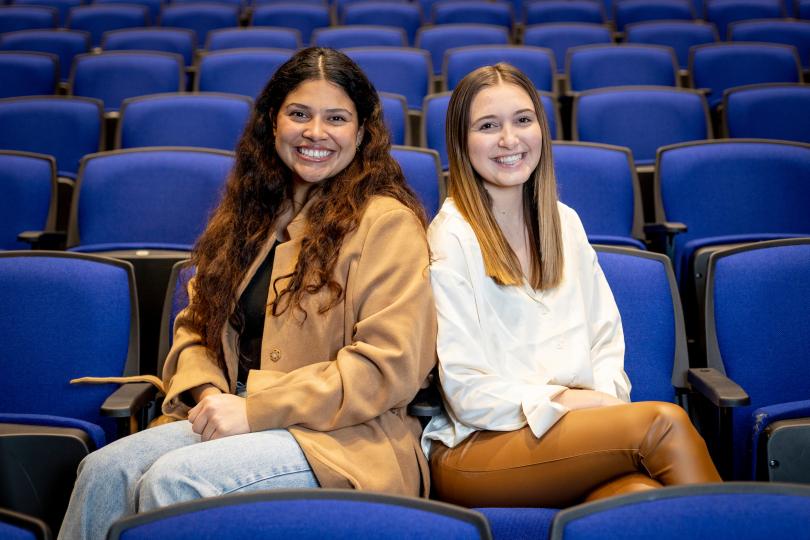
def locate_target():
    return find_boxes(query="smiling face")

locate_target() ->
[274,78,364,193]
[467,82,542,196]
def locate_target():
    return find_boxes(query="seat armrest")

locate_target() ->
[408,384,443,418]
[643,222,686,257]
[101,382,157,418]
[17,230,67,250]
[688,368,750,408]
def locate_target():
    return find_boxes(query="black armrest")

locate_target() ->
[408,384,443,418]
[688,368,750,408]
[17,230,67,250]
[101,382,157,418]
[643,222,687,258]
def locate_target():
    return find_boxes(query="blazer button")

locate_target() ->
[269,348,281,362]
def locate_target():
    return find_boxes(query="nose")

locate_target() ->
[304,117,327,141]
[499,124,518,148]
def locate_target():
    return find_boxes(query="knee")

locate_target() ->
[137,452,200,511]
[640,401,694,431]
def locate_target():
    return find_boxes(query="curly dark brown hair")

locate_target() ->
[182,47,427,369]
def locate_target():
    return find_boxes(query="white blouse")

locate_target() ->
[421,198,631,457]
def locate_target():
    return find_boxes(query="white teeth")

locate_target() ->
[494,153,523,165]
[298,147,332,159]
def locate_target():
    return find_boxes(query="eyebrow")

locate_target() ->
[285,103,354,117]
[471,108,536,125]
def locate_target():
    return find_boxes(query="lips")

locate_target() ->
[297,147,334,161]
[492,153,525,166]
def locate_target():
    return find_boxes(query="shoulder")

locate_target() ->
[556,201,589,246]
[427,198,476,253]
[359,195,424,229]
[344,196,428,255]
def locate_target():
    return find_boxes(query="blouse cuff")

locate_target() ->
[521,384,569,438]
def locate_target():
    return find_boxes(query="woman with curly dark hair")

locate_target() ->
[59,47,437,540]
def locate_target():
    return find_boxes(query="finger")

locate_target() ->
[188,404,199,423]
[202,421,217,442]
[191,411,208,435]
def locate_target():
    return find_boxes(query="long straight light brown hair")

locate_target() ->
[445,63,563,289]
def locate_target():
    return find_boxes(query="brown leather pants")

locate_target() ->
[431,401,721,508]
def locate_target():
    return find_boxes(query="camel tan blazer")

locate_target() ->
[161,196,437,497]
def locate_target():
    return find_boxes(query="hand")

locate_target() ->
[188,393,250,441]
[552,389,625,411]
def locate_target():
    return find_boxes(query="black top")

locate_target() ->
[235,241,279,385]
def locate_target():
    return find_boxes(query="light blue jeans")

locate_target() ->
[57,420,318,540]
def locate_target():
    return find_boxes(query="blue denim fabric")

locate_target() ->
[58,421,318,540]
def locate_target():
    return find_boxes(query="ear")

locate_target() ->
[356,125,365,147]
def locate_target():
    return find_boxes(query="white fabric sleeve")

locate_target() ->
[429,229,569,438]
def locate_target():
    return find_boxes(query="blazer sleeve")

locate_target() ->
[243,207,437,432]
[429,224,569,439]
[161,277,231,419]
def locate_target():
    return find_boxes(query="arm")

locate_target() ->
[244,207,437,432]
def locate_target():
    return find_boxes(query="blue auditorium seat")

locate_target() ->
[0,151,56,250]
[391,145,443,219]
[0,51,57,98]
[553,143,646,249]
[11,0,80,26]
[0,28,89,82]
[67,4,149,46]
[341,2,422,45]
[525,0,604,24]
[550,483,810,540]
[729,19,810,72]
[572,86,711,166]
[117,92,252,151]
[95,0,161,24]
[380,92,409,145]
[625,20,717,71]
[0,95,103,179]
[195,48,292,98]
[431,0,513,30]
[523,22,612,75]
[416,24,510,77]
[0,508,50,540]
[251,4,329,45]
[101,28,196,68]
[70,51,185,114]
[613,0,693,32]
[705,0,783,39]
[344,47,432,111]
[0,5,58,33]
[723,83,810,143]
[206,26,301,50]
[566,44,678,92]
[312,25,407,49]
[108,489,492,539]
[160,3,240,46]
[689,42,801,109]
[444,45,555,92]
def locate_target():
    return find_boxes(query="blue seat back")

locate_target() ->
[706,0,783,38]
[344,47,431,110]
[67,4,149,47]
[525,0,604,24]
[341,2,422,45]
[251,4,329,44]
[101,28,196,67]
[625,20,717,69]
[195,48,292,98]
[432,0,513,28]
[160,3,240,45]
[729,19,810,69]
[157,260,195,368]
[0,51,57,98]
[690,42,801,108]
[118,92,252,151]
[108,489,492,540]
[554,143,643,248]
[654,140,810,280]
[313,25,406,48]
[523,22,612,74]
[0,95,103,178]
[0,151,56,250]
[206,27,301,51]
[444,45,555,92]
[596,247,687,399]
[567,44,678,92]
[550,483,810,540]
[96,0,161,24]
[12,0,80,26]
[0,28,89,81]
[391,146,443,219]
[379,92,408,145]
[574,86,710,165]
[69,148,233,249]
[705,239,810,478]
[723,83,810,143]
[0,251,137,443]
[0,5,58,33]
[614,0,693,32]
[71,51,184,112]
[416,24,510,76]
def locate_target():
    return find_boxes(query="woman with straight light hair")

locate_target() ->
[421,63,721,507]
